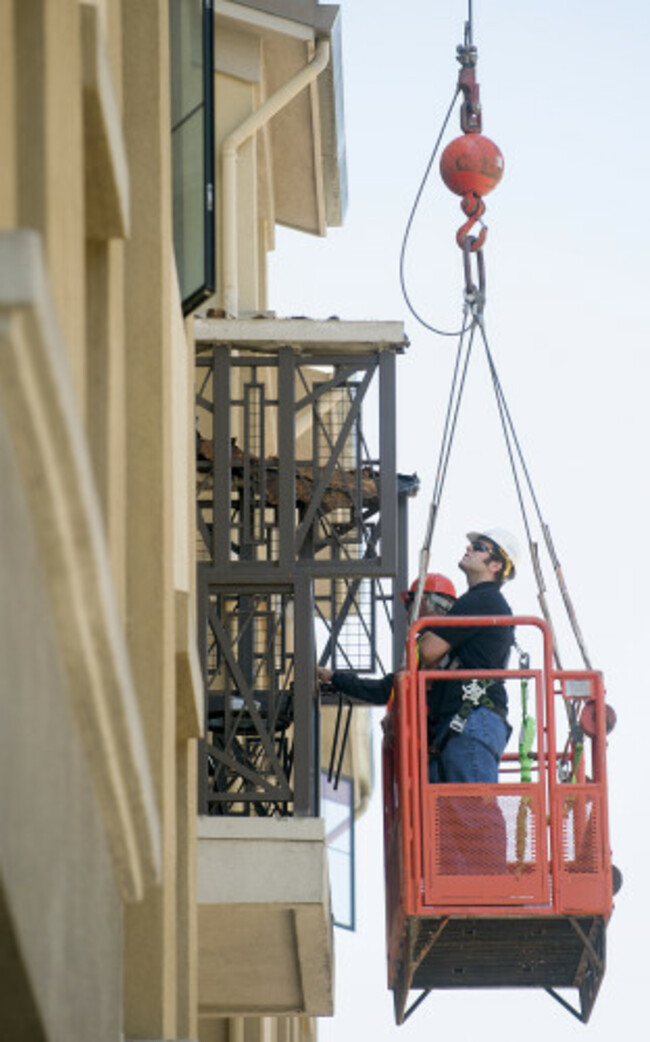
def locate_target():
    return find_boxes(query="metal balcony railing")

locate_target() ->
[195,319,407,816]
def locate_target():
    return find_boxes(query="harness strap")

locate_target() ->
[429,680,506,758]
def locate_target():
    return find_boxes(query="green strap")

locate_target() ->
[570,742,583,783]
[519,677,535,783]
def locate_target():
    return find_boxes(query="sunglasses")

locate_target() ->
[422,592,454,613]
[403,591,454,613]
[471,540,495,554]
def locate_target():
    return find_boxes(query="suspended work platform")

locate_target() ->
[383,616,614,1024]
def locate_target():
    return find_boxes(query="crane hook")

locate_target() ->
[440,18,504,255]
[440,134,503,251]
[457,192,487,251]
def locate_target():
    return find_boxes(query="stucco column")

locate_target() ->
[121,0,178,1035]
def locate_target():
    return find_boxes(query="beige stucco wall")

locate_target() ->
[0,1,201,1039]
[120,3,201,1037]
[0,406,123,1040]
[14,0,87,412]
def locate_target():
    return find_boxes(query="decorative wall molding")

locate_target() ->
[0,229,160,900]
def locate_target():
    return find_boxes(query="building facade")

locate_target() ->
[0,3,407,1040]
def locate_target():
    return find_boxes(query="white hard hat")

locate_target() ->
[467,527,520,581]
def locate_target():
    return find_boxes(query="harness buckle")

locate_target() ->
[461,679,486,705]
[449,714,466,735]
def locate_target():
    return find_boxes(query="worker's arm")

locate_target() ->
[318,667,394,706]
[418,630,452,667]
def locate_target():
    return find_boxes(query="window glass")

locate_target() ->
[170,0,215,313]
[322,771,356,931]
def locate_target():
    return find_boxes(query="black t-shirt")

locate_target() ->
[423,581,513,723]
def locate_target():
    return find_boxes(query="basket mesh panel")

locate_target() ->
[560,792,601,875]
[434,793,540,876]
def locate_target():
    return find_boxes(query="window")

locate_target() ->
[322,771,356,931]
[170,0,215,314]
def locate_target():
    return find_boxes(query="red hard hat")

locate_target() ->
[407,573,457,600]
[440,134,504,198]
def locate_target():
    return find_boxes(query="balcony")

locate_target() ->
[195,317,407,814]
[194,316,407,1018]
[198,817,332,1016]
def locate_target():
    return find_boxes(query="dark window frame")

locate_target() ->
[171,0,215,315]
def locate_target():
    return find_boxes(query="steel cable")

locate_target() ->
[410,310,478,623]
[398,86,468,338]
[477,318,592,670]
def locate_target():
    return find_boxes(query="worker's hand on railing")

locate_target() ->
[317,667,336,694]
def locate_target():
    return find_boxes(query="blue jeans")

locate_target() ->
[429,707,511,784]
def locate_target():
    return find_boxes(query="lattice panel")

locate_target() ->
[315,575,381,672]
[196,347,393,573]
[307,380,362,549]
[195,342,400,817]
[201,590,296,816]
[229,370,280,562]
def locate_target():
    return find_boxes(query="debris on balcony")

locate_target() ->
[198,436,383,517]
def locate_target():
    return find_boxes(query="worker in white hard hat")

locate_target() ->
[464,527,519,584]
[418,528,519,784]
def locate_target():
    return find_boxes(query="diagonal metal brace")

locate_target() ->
[295,366,373,552]
[544,987,586,1023]
[569,916,605,976]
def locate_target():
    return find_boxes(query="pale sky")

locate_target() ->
[269,1,649,1037]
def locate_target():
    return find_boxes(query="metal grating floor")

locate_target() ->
[411,915,605,990]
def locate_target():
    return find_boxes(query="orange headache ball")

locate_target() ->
[440,134,504,197]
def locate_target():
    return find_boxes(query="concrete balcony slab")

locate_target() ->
[197,817,333,1018]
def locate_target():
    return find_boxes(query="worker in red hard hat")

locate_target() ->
[317,573,457,706]
[401,572,457,614]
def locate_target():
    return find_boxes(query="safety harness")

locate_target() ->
[429,676,506,759]
[451,678,506,730]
